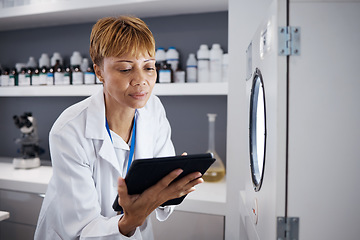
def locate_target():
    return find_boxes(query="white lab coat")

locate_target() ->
[34,87,175,240]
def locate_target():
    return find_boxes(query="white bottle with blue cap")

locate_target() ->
[186,53,197,83]
[166,47,179,72]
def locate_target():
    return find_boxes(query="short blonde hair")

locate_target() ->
[90,16,155,66]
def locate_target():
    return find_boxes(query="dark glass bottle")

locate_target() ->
[18,67,27,86]
[84,66,96,84]
[64,66,72,85]
[1,68,10,86]
[72,65,83,85]
[26,68,33,85]
[54,62,65,85]
[32,68,40,85]
[158,63,173,83]
[39,66,48,85]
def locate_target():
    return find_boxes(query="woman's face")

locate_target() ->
[97,52,157,111]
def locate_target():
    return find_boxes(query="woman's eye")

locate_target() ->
[119,69,131,73]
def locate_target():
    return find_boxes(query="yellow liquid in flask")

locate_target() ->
[203,114,226,182]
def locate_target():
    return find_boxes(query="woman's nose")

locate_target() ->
[131,70,146,86]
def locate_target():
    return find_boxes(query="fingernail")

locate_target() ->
[118,177,124,186]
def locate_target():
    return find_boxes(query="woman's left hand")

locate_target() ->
[117,168,203,236]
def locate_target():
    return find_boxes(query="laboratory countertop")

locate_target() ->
[0,158,226,216]
[0,159,52,194]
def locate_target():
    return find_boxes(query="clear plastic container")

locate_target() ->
[186,53,197,83]
[222,53,229,82]
[39,53,50,68]
[51,52,63,67]
[197,44,210,83]
[209,43,223,82]
[70,51,82,67]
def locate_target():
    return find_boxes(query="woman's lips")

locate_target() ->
[129,91,148,100]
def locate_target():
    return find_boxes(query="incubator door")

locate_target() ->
[240,0,360,239]
[241,0,288,239]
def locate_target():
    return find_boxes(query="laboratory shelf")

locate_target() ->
[0,0,227,31]
[0,82,228,97]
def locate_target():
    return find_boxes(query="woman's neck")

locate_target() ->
[105,99,135,143]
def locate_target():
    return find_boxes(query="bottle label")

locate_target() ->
[186,66,197,83]
[174,71,185,83]
[18,74,30,86]
[9,76,15,86]
[32,75,41,85]
[210,59,222,82]
[39,73,47,85]
[197,60,210,82]
[84,72,96,84]
[47,73,54,85]
[72,72,83,85]
[1,75,10,86]
[54,72,65,85]
[159,69,171,83]
[63,73,71,85]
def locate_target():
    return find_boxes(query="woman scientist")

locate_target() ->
[35,16,203,240]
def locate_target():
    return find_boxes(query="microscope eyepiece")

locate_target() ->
[13,113,33,129]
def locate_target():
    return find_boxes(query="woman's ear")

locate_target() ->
[93,64,104,83]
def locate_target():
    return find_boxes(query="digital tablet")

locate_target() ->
[112,153,215,212]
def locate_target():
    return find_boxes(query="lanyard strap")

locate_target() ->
[127,113,136,172]
[105,110,137,173]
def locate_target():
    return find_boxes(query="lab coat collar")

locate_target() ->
[85,87,106,141]
[85,87,122,173]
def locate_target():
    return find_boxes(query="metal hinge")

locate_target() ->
[278,26,301,56]
[277,217,299,240]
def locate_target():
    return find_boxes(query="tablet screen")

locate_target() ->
[113,153,215,212]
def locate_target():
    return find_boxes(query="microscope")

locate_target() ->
[13,112,42,169]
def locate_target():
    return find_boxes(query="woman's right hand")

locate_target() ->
[117,169,203,236]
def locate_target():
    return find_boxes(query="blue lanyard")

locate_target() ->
[105,111,137,173]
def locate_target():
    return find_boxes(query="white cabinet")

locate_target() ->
[0,190,44,240]
[151,179,226,240]
[0,161,51,240]
[151,211,224,240]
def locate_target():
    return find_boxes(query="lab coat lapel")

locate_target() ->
[98,137,122,174]
[135,106,154,160]
[85,88,121,173]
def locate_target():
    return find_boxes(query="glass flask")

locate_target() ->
[203,113,226,182]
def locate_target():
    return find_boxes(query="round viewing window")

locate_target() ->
[249,68,267,192]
